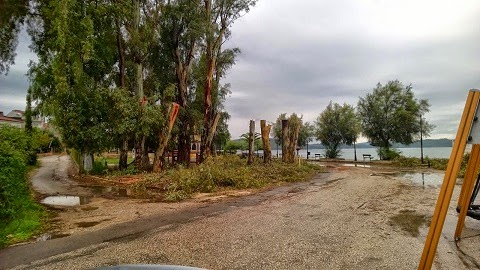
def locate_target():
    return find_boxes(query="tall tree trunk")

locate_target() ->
[132,0,148,171]
[288,121,301,163]
[81,152,93,173]
[260,120,272,163]
[153,103,179,173]
[116,21,128,170]
[200,56,216,162]
[200,0,224,163]
[204,112,220,158]
[119,137,128,170]
[176,114,191,165]
[282,120,290,163]
[172,29,195,165]
[247,120,255,165]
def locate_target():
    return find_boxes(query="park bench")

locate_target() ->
[315,153,322,160]
[363,154,373,162]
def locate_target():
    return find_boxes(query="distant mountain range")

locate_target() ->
[234,138,453,149]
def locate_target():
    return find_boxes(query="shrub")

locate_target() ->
[0,126,45,247]
[377,147,401,160]
[142,155,323,201]
[90,159,108,175]
[393,156,422,167]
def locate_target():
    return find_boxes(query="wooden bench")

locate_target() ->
[363,154,373,162]
[314,153,322,160]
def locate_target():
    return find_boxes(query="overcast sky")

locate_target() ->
[2,0,480,141]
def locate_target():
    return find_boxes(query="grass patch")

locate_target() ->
[0,203,46,247]
[138,155,323,201]
[103,157,134,165]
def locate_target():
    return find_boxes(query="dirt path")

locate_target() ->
[31,155,92,196]
[3,163,480,269]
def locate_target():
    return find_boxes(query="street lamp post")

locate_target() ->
[420,116,424,164]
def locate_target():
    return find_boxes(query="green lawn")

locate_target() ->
[101,157,134,165]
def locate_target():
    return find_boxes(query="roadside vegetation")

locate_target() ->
[0,126,57,247]
[393,154,469,178]
[136,155,323,202]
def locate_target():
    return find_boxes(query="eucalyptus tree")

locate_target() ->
[199,0,257,162]
[26,0,121,172]
[160,0,203,165]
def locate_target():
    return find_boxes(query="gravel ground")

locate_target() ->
[7,165,480,270]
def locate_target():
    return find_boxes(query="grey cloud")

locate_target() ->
[224,1,480,139]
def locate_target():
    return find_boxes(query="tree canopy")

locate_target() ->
[314,102,359,158]
[357,80,433,160]
[0,0,256,172]
[273,113,312,148]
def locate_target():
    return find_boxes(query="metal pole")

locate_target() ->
[354,140,357,162]
[420,116,424,164]
[306,141,309,159]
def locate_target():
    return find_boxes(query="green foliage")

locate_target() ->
[315,102,360,158]
[273,113,309,147]
[357,80,434,160]
[91,159,108,175]
[0,126,45,247]
[141,155,323,201]
[0,0,29,74]
[377,147,401,161]
[224,140,244,153]
[298,122,315,148]
[240,132,262,151]
[393,156,422,167]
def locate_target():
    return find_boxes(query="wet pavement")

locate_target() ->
[397,171,446,187]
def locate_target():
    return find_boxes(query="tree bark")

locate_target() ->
[176,116,191,165]
[132,0,148,171]
[260,120,272,163]
[153,103,180,173]
[204,112,221,158]
[200,0,224,163]
[116,21,128,170]
[288,121,301,163]
[82,153,93,173]
[282,120,290,163]
[172,26,195,165]
[247,120,255,165]
[119,137,128,170]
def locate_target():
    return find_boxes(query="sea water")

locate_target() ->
[267,147,454,160]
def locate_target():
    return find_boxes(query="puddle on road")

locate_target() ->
[88,185,146,198]
[342,163,371,168]
[41,196,90,207]
[398,172,445,187]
